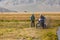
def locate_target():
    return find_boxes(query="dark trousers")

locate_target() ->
[31,21,35,27]
[40,21,45,29]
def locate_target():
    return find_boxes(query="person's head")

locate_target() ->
[40,14,43,17]
[41,14,43,16]
[32,14,34,16]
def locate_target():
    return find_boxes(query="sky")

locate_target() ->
[0,0,60,12]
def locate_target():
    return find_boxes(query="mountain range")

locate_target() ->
[0,7,16,12]
[0,0,60,12]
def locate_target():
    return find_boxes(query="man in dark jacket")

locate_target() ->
[31,14,35,27]
[40,15,46,28]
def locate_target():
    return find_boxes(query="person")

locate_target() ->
[40,14,46,29]
[38,18,41,23]
[30,14,35,27]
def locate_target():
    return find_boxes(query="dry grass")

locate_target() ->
[0,21,58,40]
[0,12,60,20]
[0,12,59,40]
[0,27,57,40]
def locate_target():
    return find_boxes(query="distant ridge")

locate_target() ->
[0,7,16,12]
[0,0,60,12]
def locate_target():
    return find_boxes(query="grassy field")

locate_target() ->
[0,12,60,40]
[0,22,58,40]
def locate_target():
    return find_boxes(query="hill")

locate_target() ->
[0,7,16,12]
[0,0,60,12]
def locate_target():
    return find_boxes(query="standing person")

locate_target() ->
[40,15,46,29]
[30,14,35,27]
